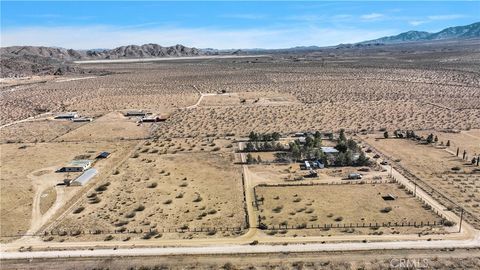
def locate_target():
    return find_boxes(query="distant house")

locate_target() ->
[125,110,147,117]
[297,137,307,144]
[72,117,92,122]
[96,151,110,159]
[71,168,98,186]
[54,112,78,119]
[140,115,168,122]
[58,160,92,172]
[321,147,339,155]
[382,194,397,201]
[293,132,305,137]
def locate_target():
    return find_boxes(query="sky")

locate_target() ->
[1,1,479,49]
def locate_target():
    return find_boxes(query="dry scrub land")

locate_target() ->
[0,141,136,241]
[362,132,480,228]
[256,183,444,237]
[52,149,245,242]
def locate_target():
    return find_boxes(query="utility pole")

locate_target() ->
[459,208,464,233]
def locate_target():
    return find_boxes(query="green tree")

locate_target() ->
[246,153,255,164]
[339,129,347,142]
[272,132,281,141]
[446,140,451,147]
[357,151,369,166]
[426,133,434,144]
[249,131,258,141]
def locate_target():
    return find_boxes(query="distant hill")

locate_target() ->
[0,44,203,77]
[360,22,480,44]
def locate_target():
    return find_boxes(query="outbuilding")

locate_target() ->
[96,151,111,159]
[321,147,339,155]
[125,110,147,117]
[54,112,78,119]
[71,168,98,186]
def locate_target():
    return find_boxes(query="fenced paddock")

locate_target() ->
[255,181,446,234]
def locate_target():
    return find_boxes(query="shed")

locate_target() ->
[96,151,110,159]
[54,112,78,119]
[347,173,362,180]
[382,194,397,201]
[72,117,92,122]
[71,168,98,186]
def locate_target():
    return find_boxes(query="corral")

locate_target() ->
[255,182,445,236]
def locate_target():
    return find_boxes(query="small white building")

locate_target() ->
[321,147,339,155]
[72,117,92,122]
[59,160,92,172]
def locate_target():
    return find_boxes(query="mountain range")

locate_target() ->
[360,22,479,44]
[1,22,479,77]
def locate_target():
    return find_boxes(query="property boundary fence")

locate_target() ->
[2,226,247,238]
[261,220,445,231]
[363,140,480,228]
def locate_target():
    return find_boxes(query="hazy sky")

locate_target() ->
[1,1,479,49]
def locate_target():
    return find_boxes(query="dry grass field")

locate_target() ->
[51,149,245,242]
[0,119,85,143]
[256,183,443,236]
[361,134,480,228]
[54,112,151,142]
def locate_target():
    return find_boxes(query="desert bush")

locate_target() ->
[135,205,145,211]
[163,199,172,205]
[380,207,392,213]
[272,206,283,213]
[125,212,136,218]
[334,216,343,222]
[73,206,85,214]
[147,182,157,188]
[104,235,113,241]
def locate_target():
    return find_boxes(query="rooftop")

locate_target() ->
[72,168,98,185]
[321,146,339,154]
[68,159,92,167]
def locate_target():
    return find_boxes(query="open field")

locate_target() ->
[0,141,137,242]
[255,183,444,236]
[54,112,151,142]
[361,134,480,228]
[3,248,480,270]
[0,119,85,143]
[50,150,245,242]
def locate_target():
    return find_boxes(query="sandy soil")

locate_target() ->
[0,141,137,242]
[256,183,443,231]
[51,150,245,242]
[361,134,480,228]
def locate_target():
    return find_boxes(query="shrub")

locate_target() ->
[272,206,283,213]
[104,235,113,241]
[334,216,343,222]
[380,207,392,213]
[163,199,172,205]
[135,205,145,211]
[147,182,157,188]
[73,206,85,214]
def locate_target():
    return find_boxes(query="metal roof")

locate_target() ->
[68,159,92,167]
[72,168,97,186]
[321,147,339,154]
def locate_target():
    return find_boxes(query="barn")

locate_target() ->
[71,168,98,186]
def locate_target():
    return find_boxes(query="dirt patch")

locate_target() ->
[40,187,57,215]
